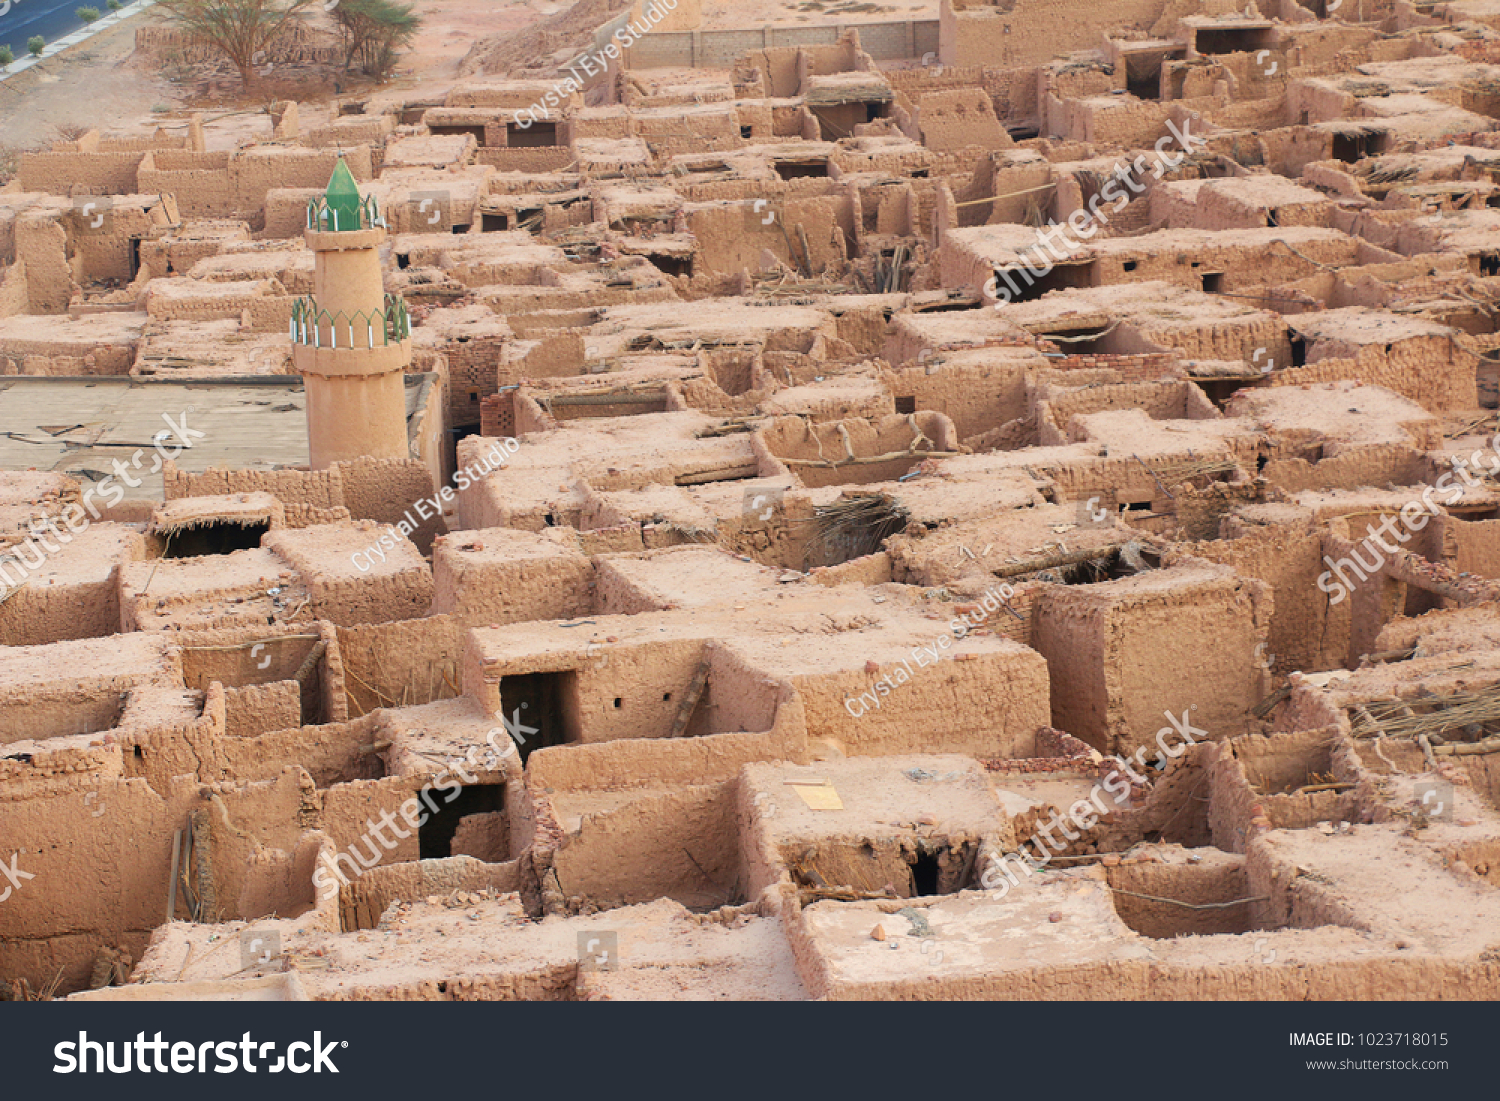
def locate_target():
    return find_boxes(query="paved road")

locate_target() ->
[0,0,92,57]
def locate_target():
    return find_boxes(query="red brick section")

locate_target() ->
[480,391,516,438]
[442,335,509,425]
[982,727,1099,774]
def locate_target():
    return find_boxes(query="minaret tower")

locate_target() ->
[291,160,412,470]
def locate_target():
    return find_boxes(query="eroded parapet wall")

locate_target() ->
[1033,563,1271,755]
[940,0,1170,69]
[164,456,444,555]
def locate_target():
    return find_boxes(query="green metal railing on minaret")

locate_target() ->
[290,293,410,349]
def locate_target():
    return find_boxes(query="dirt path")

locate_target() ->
[0,0,548,157]
[0,11,181,152]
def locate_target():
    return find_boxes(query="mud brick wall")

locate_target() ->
[627,21,938,69]
[266,551,432,630]
[0,266,29,318]
[445,83,566,109]
[635,110,741,145]
[1180,522,1339,676]
[688,193,851,273]
[164,462,345,510]
[1060,97,1170,149]
[19,152,144,196]
[984,725,1102,772]
[1172,479,1263,543]
[337,859,523,934]
[17,217,75,315]
[222,680,303,737]
[1261,443,1428,494]
[797,644,1050,758]
[1439,513,1500,581]
[430,539,593,626]
[1270,341,1478,416]
[0,332,138,377]
[303,116,395,148]
[1033,571,1268,756]
[919,88,1010,152]
[139,233,250,278]
[0,526,143,648]
[498,332,585,385]
[1049,351,1182,380]
[549,784,737,909]
[263,188,324,240]
[475,147,575,173]
[335,614,466,717]
[137,151,234,218]
[132,20,337,65]
[232,147,374,216]
[889,357,1029,439]
[145,280,287,326]
[1046,379,1208,429]
[335,457,443,554]
[283,504,354,527]
[942,0,1167,69]
[976,581,1040,647]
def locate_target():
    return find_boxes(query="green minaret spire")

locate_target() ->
[323,158,362,231]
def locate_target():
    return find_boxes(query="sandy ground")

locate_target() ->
[0,0,551,156]
[393,0,550,86]
[0,0,938,158]
[0,13,179,152]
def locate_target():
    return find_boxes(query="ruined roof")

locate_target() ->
[0,376,435,498]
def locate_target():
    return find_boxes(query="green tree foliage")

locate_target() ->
[153,0,314,88]
[332,0,419,81]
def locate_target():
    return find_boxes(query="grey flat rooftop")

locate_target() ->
[0,375,435,500]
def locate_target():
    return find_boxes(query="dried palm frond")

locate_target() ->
[798,492,909,563]
[1348,685,1500,741]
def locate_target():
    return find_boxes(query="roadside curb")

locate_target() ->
[0,0,154,81]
